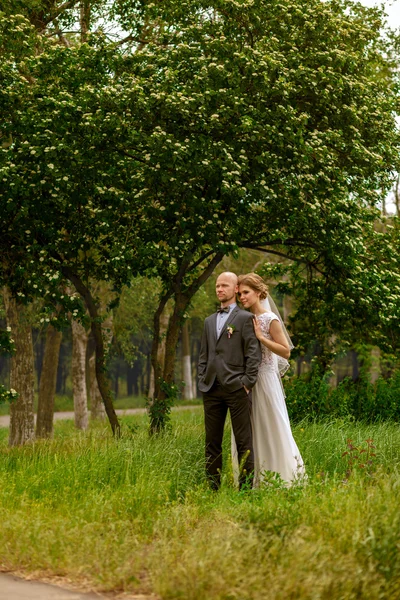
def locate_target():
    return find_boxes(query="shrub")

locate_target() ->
[285,369,400,423]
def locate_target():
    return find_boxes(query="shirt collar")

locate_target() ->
[223,302,236,312]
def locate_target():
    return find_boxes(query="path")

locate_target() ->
[0,574,105,599]
[0,573,153,599]
[0,405,200,428]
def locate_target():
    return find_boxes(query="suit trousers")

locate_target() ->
[203,381,254,489]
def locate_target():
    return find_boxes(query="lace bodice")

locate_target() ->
[257,311,280,373]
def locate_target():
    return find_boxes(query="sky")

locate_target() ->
[357,0,400,28]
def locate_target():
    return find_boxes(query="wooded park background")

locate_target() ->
[1,0,400,441]
[1,2,400,598]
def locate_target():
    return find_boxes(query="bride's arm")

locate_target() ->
[253,318,290,360]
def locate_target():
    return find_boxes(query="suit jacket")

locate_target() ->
[198,306,262,393]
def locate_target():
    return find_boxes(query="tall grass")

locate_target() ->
[0,410,400,599]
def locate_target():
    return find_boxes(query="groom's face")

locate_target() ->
[216,274,238,305]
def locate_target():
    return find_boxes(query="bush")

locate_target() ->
[285,369,400,423]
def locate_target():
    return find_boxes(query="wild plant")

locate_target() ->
[341,438,377,481]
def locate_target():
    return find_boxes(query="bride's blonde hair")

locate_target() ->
[238,273,269,300]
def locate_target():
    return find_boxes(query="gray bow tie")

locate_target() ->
[217,307,230,314]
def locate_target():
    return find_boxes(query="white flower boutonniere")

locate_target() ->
[227,324,236,339]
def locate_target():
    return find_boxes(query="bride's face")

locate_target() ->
[238,284,260,309]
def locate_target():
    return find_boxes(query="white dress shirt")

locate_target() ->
[216,303,236,338]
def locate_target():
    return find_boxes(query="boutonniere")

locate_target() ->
[227,324,236,339]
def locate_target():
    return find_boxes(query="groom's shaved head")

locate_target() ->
[216,272,238,306]
[218,271,238,285]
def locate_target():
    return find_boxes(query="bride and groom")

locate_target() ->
[198,271,305,490]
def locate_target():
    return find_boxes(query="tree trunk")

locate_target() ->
[149,300,170,399]
[181,321,193,400]
[62,269,120,436]
[126,364,134,396]
[350,349,360,382]
[72,319,89,430]
[89,307,112,420]
[3,287,35,446]
[80,0,90,43]
[149,252,224,432]
[56,343,67,394]
[36,324,63,438]
[88,352,105,420]
[114,362,120,398]
[370,347,381,384]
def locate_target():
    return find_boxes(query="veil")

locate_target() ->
[261,295,294,377]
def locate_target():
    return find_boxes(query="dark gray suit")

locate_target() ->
[198,306,261,489]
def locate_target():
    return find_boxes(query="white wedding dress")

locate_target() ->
[232,311,305,487]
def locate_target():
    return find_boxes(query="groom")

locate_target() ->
[198,272,261,490]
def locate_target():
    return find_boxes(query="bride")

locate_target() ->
[232,272,305,486]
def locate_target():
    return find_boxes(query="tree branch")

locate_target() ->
[40,0,81,29]
[186,251,224,298]
[242,245,326,275]
[187,249,215,273]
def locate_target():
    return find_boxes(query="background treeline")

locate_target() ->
[1,249,399,423]
[1,0,400,442]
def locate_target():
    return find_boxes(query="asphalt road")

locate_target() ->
[0,405,200,428]
[0,574,109,600]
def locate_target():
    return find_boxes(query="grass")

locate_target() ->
[0,410,400,599]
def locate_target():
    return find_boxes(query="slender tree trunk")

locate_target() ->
[181,321,193,400]
[88,352,105,419]
[62,269,120,436]
[162,297,186,386]
[146,353,151,395]
[149,252,224,432]
[350,349,360,382]
[370,347,381,384]
[80,0,90,43]
[72,319,89,430]
[3,287,35,446]
[88,308,113,421]
[36,324,63,438]
[149,301,170,399]
[114,362,120,398]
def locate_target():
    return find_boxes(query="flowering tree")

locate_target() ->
[1,0,399,433]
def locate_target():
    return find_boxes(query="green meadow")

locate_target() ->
[0,409,399,599]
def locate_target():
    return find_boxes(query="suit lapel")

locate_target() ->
[210,312,218,345]
[216,306,240,343]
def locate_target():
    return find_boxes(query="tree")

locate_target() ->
[71,318,89,429]
[3,288,35,446]
[1,0,399,434]
[36,323,63,438]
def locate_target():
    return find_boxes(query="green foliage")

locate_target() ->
[1,1,399,300]
[0,0,399,425]
[113,276,161,365]
[286,368,400,423]
[147,378,182,431]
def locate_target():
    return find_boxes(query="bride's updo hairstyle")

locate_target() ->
[238,273,269,301]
